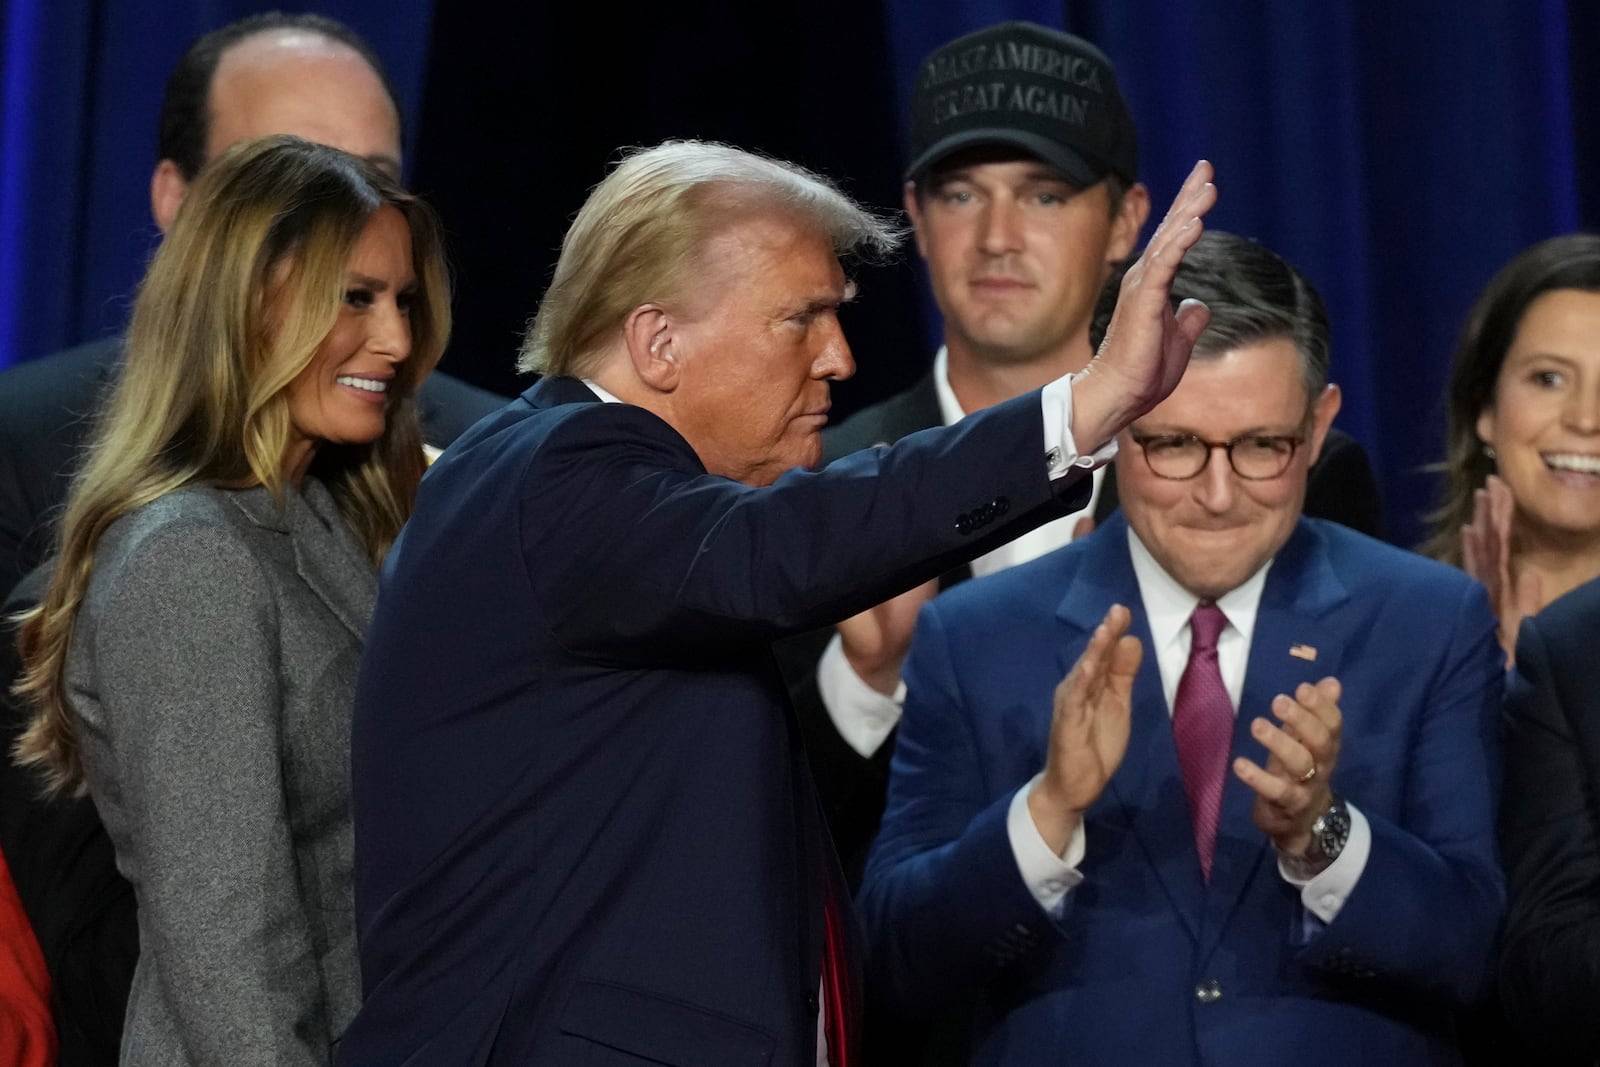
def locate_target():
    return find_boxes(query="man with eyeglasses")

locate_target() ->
[857,231,1504,1067]
[786,22,1381,904]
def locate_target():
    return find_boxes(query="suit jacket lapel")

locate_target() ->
[294,480,377,640]
[231,482,377,641]
[1059,517,1205,939]
[1198,521,1350,959]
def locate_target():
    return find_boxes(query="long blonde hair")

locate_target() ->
[14,135,451,792]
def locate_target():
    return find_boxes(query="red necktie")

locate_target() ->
[821,891,853,1066]
[1172,603,1232,881]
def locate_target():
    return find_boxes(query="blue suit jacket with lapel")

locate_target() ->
[340,375,1088,1067]
[789,370,1389,891]
[859,512,1504,1067]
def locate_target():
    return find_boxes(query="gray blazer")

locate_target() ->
[66,480,375,1066]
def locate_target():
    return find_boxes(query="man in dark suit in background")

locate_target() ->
[859,231,1502,1066]
[1499,575,1600,1063]
[0,14,504,1065]
[0,12,506,599]
[341,140,1219,1065]
[788,23,1385,887]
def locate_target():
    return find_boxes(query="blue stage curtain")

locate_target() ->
[3,0,1594,546]
[0,1,434,370]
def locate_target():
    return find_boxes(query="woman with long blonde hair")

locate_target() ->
[12,134,449,1063]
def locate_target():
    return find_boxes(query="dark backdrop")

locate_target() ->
[4,0,1598,547]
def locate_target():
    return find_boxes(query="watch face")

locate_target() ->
[1314,804,1351,859]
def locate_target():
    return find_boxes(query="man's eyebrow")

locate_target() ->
[1020,167,1077,186]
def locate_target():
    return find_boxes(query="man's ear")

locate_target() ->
[621,304,681,393]
[150,160,190,234]
[1305,383,1343,466]
[903,181,930,259]
[1107,182,1152,263]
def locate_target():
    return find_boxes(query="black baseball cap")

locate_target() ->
[905,21,1139,187]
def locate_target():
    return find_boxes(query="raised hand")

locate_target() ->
[1028,604,1142,854]
[1072,160,1219,450]
[1232,677,1343,861]
[1460,473,1541,665]
[837,579,940,695]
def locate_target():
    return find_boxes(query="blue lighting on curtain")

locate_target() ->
[0,0,45,371]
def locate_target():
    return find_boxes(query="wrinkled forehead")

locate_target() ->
[676,208,848,308]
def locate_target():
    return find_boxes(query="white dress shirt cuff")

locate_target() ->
[817,634,904,759]
[1007,774,1086,914]
[1278,802,1372,924]
[1041,372,1118,479]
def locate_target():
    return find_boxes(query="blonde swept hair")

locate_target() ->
[14,134,451,792]
[518,139,902,378]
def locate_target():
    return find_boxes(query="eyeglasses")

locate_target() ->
[1129,428,1306,481]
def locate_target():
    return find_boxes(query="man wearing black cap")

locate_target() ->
[791,22,1383,887]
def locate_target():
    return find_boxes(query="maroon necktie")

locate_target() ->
[1172,603,1232,881]
[821,891,854,1066]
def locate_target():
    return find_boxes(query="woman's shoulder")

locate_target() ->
[94,486,275,595]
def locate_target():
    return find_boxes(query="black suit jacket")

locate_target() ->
[0,337,509,597]
[787,368,1387,888]
[339,375,1089,1067]
[1499,575,1600,1065]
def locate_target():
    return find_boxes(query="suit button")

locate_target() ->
[992,496,1009,516]
[1194,979,1223,1003]
[806,991,819,1013]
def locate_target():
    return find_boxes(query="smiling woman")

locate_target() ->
[10,135,449,1063]
[1426,235,1600,661]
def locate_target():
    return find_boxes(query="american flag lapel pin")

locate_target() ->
[1288,643,1317,662]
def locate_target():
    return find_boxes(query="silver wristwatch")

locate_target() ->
[1281,794,1350,880]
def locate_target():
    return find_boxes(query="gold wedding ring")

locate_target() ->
[1299,765,1318,783]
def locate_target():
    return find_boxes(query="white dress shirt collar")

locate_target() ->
[1126,526,1272,713]
[581,377,622,404]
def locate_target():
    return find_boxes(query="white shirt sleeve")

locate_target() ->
[815,633,904,759]
[1278,802,1372,924]
[1007,774,1086,914]
[1041,372,1118,479]
[812,373,1111,764]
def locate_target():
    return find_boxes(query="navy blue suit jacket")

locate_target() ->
[1499,575,1600,1061]
[340,375,1087,1066]
[859,513,1504,1067]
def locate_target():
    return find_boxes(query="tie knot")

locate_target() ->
[1190,603,1227,652]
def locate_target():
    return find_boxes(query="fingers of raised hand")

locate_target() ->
[1053,604,1135,723]
[1231,754,1295,807]
[1486,474,1514,534]
[1151,160,1217,238]
[1126,162,1217,292]
[1173,298,1212,348]
[1249,715,1318,784]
